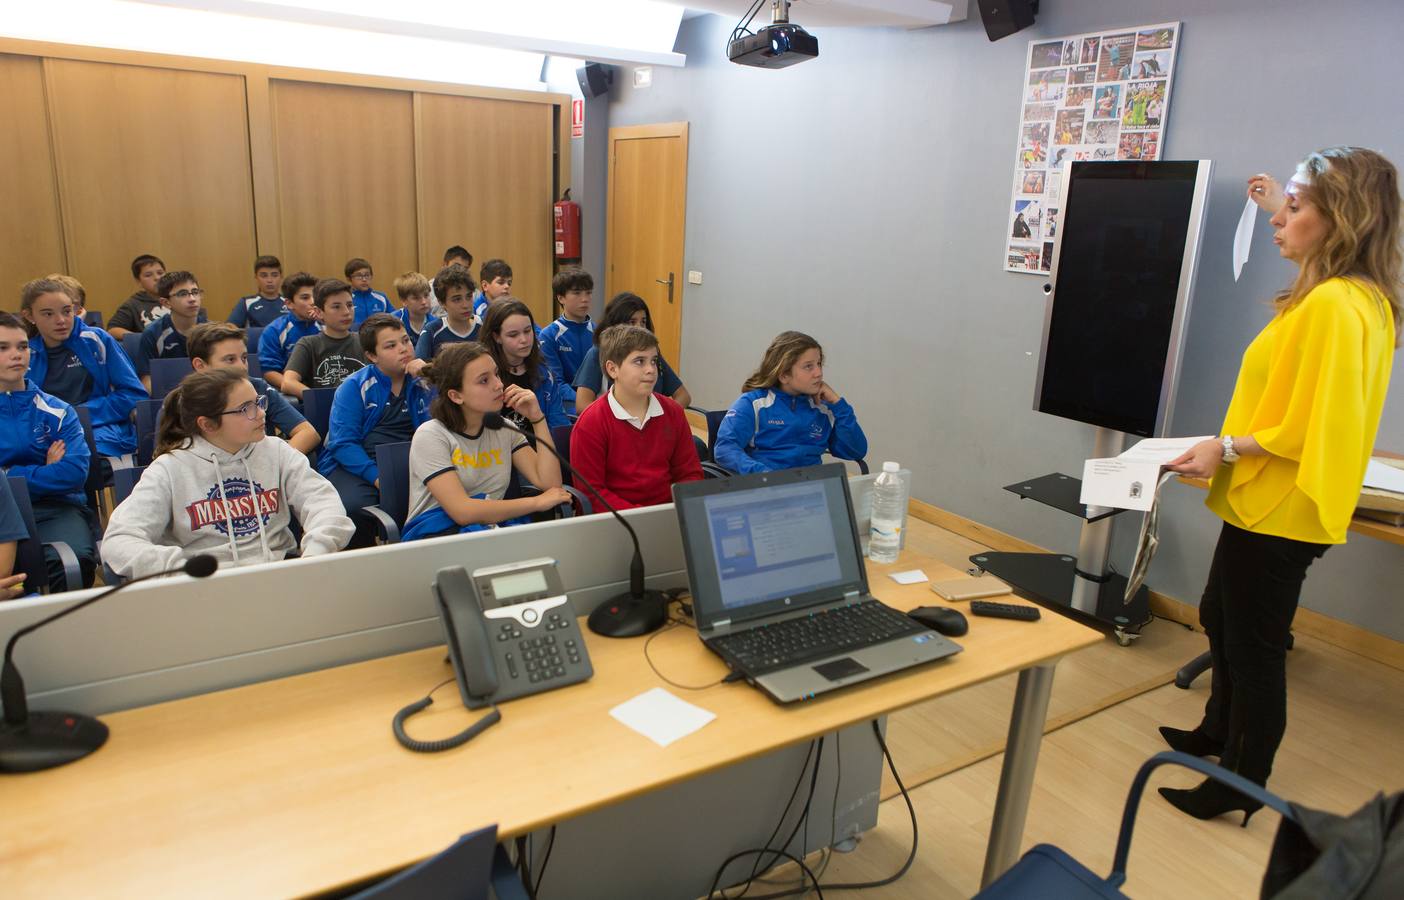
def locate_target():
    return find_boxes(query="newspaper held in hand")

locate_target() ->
[1079,436,1213,512]
[1125,471,1180,603]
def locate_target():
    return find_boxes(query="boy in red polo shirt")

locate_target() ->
[570,325,702,509]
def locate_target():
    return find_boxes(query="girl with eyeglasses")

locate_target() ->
[103,368,354,578]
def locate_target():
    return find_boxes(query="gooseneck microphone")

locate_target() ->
[482,413,668,638]
[1,554,220,773]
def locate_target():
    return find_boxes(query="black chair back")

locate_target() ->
[6,476,50,596]
[374,442,412,528]
[134,398,165,466]
[120,332,142,365]
[302,388,337,438]
[149,358,194,399]
[112,466,148,507]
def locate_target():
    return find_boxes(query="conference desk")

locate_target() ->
[3,520,1101,898]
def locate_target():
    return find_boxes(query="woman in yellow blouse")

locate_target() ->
[1160,147,1400,824]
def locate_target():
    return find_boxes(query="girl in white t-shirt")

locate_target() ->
[402,342,569,540]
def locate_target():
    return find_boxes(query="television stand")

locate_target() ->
[969,429,1153,646]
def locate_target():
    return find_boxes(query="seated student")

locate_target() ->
[539,268,595,410]
[391,271,439,350]
[571,325,702,510]
[573,292,691,414]
[107,253,166,340]
[401,343,569,541]
[479,299,570,432]
[0,313,98,590]
[136,270,205,392]
[415,264,479,362]
[229,255,286,328]
[48,274,93,327]
[714,331,867,474]
[281,278,365,399]
[345,257,391,327]
[102,368,353,578]
[0,474,31,599]
[258,271,322,392]
[428,245,472,318]
[319,313,430,547]
[22,277,146,466]
[472,258,514,322]
[188,323,319,455]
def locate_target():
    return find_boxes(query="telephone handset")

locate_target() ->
[394,558,594,753]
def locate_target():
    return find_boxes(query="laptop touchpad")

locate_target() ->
[813,658,868,681]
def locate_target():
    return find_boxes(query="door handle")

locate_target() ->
[655,272,674,304]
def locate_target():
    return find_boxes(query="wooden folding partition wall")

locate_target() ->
[0,39,568,324]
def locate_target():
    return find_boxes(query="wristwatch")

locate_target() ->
[1220,435,1240,464]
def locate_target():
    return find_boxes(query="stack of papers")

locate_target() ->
[1080,436,1213,512]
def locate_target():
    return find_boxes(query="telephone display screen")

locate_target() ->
[491,568,549,601]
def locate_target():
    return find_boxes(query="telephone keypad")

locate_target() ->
[503,616,582,688]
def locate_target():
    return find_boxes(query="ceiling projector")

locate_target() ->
[728,1,818,69]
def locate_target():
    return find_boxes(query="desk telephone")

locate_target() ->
[393,558,594,753]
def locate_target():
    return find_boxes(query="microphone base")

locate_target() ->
[0,710,109,773]
[587,590,670,638]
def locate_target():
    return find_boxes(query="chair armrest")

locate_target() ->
[355,505,401,544]
[562,485,592,516]
[854,458,870,475]
[701,461,732,479]
[44,540,83,593]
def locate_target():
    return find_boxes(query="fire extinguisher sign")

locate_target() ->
[571,99,584,139]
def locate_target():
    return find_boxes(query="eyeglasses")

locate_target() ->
[171,288,204,300]
[220,394,269,420]
[350,272,373,280]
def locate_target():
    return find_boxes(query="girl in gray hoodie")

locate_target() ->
[103,369,355,579]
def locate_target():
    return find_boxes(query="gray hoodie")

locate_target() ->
[103,435,355,578]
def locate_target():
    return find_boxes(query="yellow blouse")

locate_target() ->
[1207,277,1395,544]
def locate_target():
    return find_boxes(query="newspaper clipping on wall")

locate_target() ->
[1006,22,1181,275]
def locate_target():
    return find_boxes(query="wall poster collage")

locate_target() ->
[1006,22,1181,274]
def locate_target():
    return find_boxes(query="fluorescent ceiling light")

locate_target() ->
[137,0,687,66]
[1,1,551,90]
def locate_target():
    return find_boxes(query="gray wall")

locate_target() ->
[604,0,1404,639]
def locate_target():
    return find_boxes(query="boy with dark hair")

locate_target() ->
[229,254,286,328]
[320,313,430,546]
[392,271,438,348]
[473,258,513,321]
[428,245,473,318]
[0,312,97,590]
[188,322,319,455]
[539,268,595,410]
[415,264,479,362]
[258,271,322,391]
[569,325,702,510]
[107,253,166,339]
[345,257,391,326]
[281,278,365,399]
[136,270,204,391]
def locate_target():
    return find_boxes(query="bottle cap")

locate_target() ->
[882,461,900,473]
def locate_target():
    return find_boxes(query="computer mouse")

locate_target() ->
[908,606,969,638]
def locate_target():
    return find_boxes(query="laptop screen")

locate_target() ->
[674,464,867,629]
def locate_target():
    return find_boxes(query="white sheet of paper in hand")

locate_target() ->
[888,569,929,585]
[610,688,716,747]
[1233,198,1257,282]
[1080,436,1214,512]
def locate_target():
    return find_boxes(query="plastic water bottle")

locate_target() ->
[868,461,905,563]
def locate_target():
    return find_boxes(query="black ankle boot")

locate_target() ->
[1158,725,1225,758]
[1158,779,1263,827]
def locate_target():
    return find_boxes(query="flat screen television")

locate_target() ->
[1034,160,1212,437]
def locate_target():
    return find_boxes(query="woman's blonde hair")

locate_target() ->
[1279,146,1402,344]
[742,331,823,392]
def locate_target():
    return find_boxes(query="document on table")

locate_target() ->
[610,688,716,747]
[1363,458,1404,495]
[1080,436,1213,512]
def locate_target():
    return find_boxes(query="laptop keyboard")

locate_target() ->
[711,599,925,675]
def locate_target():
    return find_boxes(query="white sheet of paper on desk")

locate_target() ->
[1364,459,1404,495]
[888,569,929,585]
[1233,198,1257,282]
[610,688,716,747]
[1080,436,1213,512]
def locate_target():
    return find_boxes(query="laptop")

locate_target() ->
[672,463,962,703]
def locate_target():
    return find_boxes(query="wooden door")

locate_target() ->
[606,123,688,366]
[0,54,66,300]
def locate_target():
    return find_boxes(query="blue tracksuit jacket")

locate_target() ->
[0,380,91,506]
[392,308,439,347]
[351,289,392,327]
[538,316,593,405]
[27,320,146,456]
[713,389,867,474]
[318,365,432,484]
[229,294,287,328]
[258,312,322,374]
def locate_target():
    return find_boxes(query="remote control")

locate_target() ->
[969,600,1042,621]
